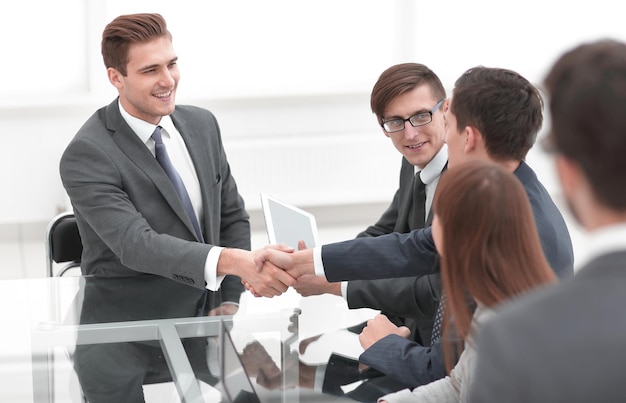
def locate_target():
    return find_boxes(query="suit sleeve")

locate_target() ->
[359,335,447,387]
[347,275,440,320]
[321,227,439,282]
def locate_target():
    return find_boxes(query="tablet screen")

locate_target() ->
[260,193,319,249]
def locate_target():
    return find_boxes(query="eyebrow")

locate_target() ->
[385,108,431,120]
[138,57,178,72]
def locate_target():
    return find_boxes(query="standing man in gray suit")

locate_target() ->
[469,39,626,403]
[60,13,294,402]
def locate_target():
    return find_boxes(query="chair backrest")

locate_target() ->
[45,212,83,277]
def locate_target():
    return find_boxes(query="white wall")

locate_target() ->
[1,0,624,225]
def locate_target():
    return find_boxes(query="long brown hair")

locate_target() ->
[433,160,556,369]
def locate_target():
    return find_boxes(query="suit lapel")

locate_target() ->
[105,101,201,241]
[171,110,215,239]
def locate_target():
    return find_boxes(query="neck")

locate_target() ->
[583,209,626,232]
[500,159,522,173]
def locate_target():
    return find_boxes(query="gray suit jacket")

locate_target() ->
[469,250,626,403]
[60,99,249,320]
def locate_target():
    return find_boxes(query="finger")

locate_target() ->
[261,248,294,271]
[297,240,308,250]
[266,243,295,253]
[264,262,298,287]
[399,326,411,338]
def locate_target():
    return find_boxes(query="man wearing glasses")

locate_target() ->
[254,66,574,396]
[290,63,450,398]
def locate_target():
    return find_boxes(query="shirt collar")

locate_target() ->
[575,222,626,270]
[416,144,448,185]
[118,100,175,143]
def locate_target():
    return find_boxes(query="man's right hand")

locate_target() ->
[218,246,297,298]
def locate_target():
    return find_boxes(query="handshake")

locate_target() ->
[225,241,317,298]
[225,241,335,299]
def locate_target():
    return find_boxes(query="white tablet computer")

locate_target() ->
[260,193,319,249]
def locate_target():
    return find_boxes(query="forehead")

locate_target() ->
[384,84,438,116]
[126,36,175,67]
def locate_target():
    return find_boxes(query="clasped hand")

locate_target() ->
[244,242,315,297]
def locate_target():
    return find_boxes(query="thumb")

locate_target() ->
[399,326,411,338]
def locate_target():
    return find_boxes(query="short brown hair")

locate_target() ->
[451,66,543,162]
[544,39,626,210]
[434,160,556,369]
[370,63,446,122]
[101,13,171,76]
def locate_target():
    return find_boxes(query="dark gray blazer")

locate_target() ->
[469,250,626,403]
[60,99,249,320]
[350,157,443,346]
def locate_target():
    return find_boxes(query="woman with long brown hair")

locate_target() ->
[378,159,557,403]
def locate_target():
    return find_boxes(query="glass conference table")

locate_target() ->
[0,275,380,402]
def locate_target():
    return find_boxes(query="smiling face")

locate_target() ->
[108,35,179,125]
[381,85,446,169]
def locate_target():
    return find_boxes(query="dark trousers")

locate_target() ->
[74,338,218,403]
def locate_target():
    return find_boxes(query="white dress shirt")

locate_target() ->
[118,102,224,291]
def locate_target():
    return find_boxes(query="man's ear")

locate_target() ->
[464,126,481,153]
[442,98,450,113]
[107,67,124,89]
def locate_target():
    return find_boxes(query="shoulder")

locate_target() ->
[173,104,216,120]
[480,275,586,346]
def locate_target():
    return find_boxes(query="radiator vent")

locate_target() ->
[224,133,399,210]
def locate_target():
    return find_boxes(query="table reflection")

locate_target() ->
[16,276,381,402]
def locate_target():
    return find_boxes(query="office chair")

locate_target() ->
[45,211,82,277]
[43,212,201,401]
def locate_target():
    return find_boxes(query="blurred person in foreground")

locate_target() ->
[469,38,626,403]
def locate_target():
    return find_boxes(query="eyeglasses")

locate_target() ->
[381,99,445,133]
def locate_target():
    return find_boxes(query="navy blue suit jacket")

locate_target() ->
[322,161,574,387]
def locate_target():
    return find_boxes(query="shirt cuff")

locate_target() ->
[313,246,326,278]
[205,246,226,291]
[341,281,349,300]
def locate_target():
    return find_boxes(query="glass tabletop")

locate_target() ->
[1,275,379,403]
